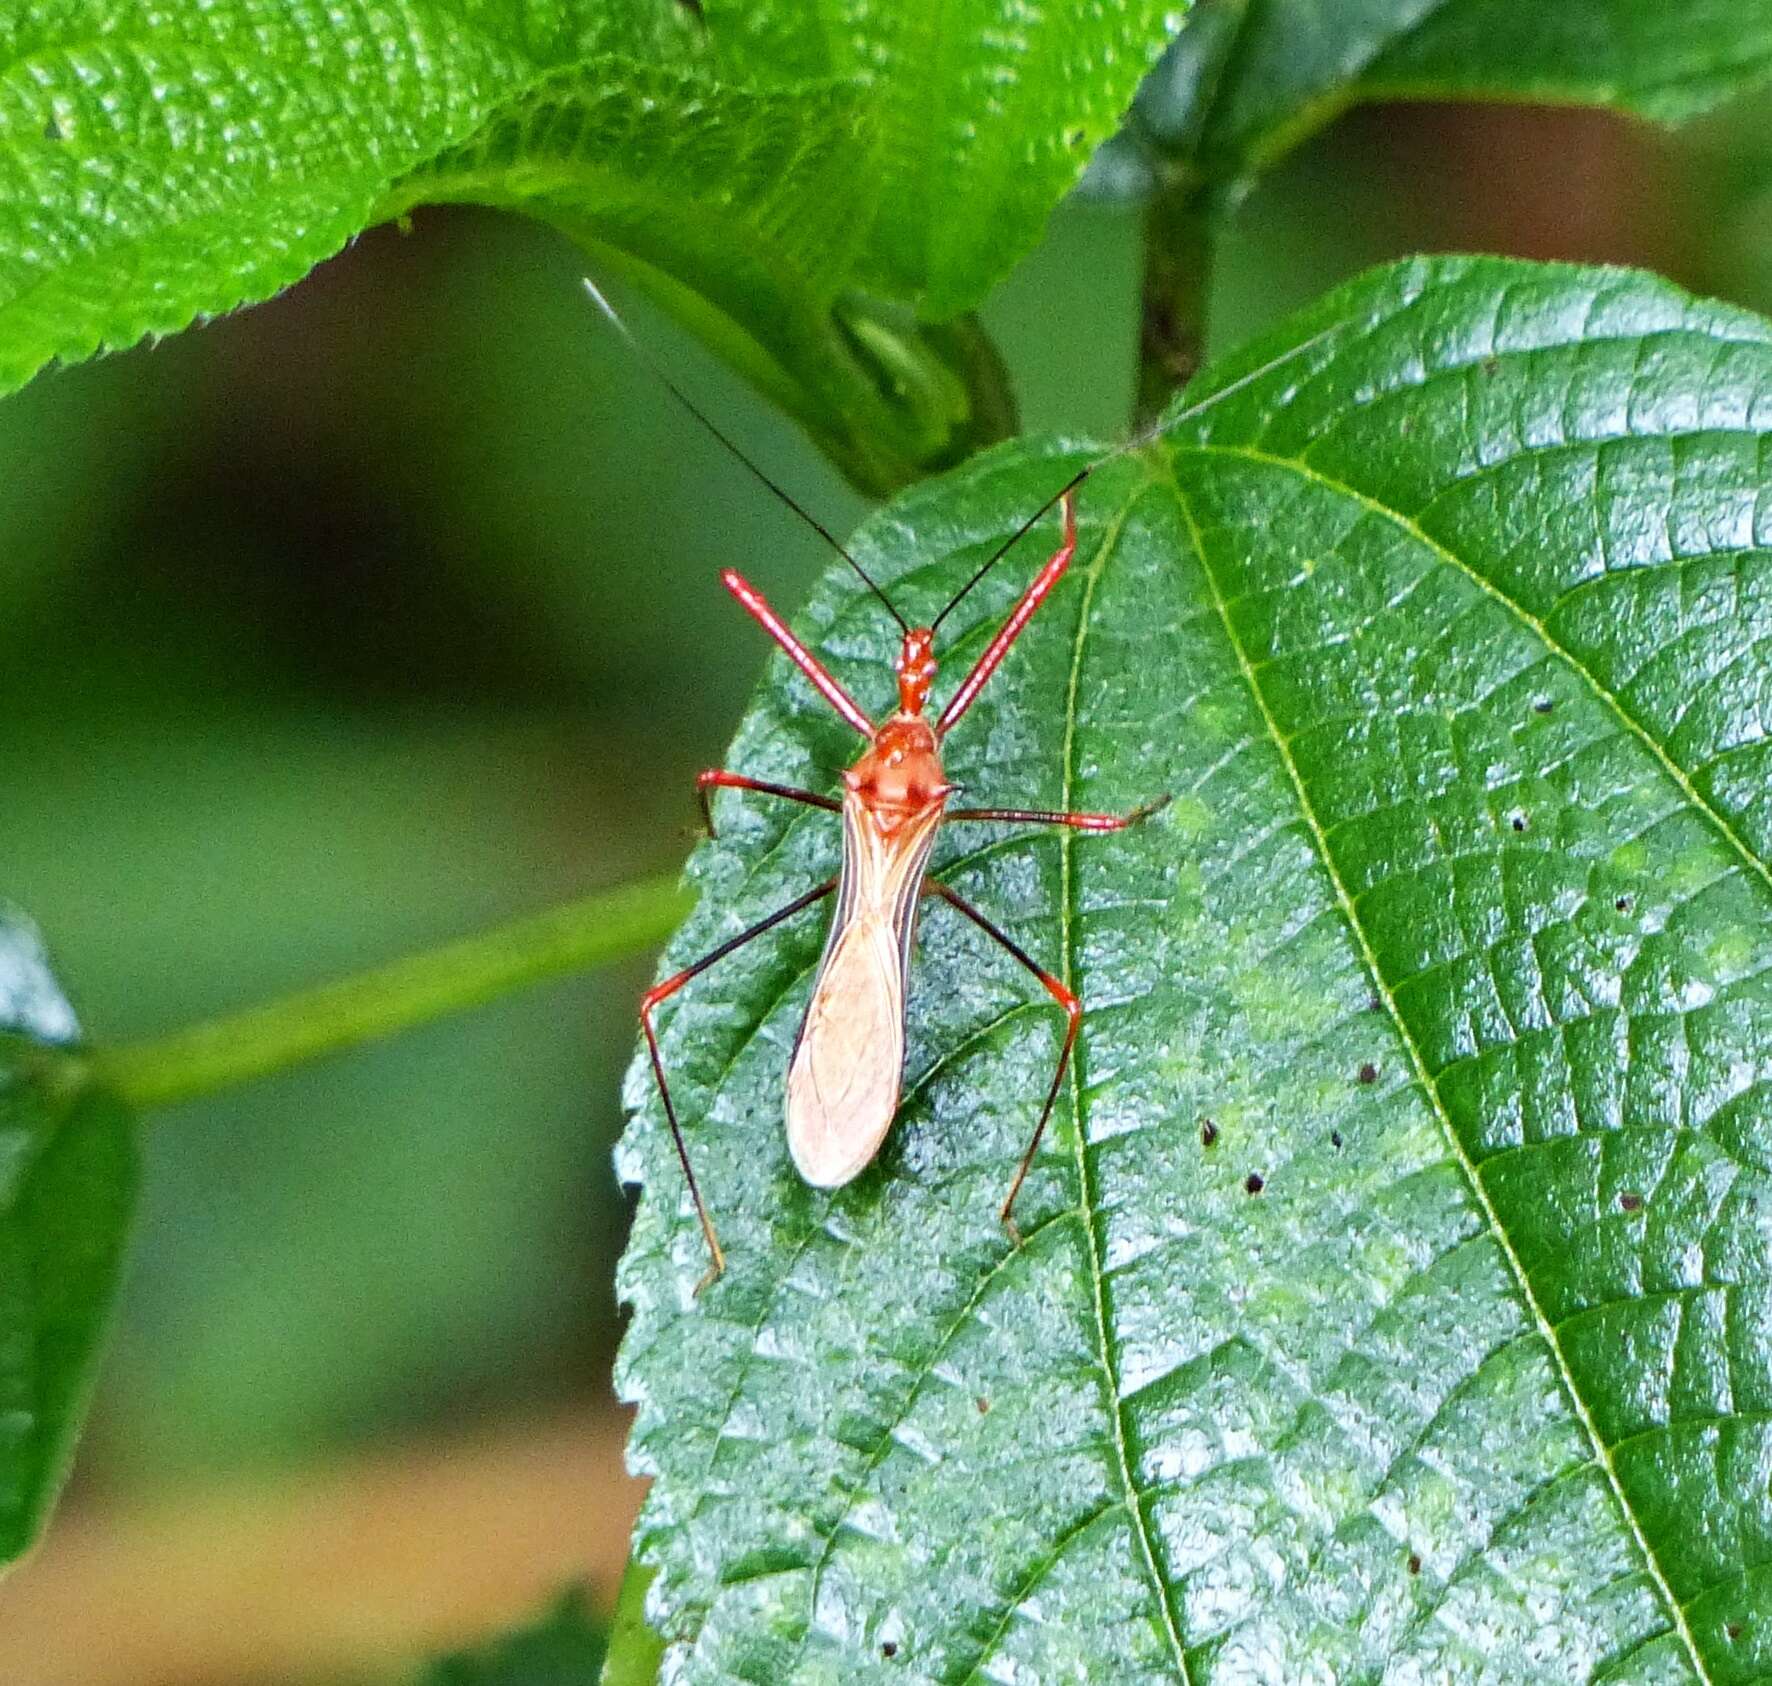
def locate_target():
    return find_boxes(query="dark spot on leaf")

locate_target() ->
[1533,696,1554,714]
[43,115,63,141]
[1358,1063,1379,1085]
[1510,811,1528,832]
[882,1641,899,1658]
[1482,356,1500,376]
[1407,1552,1422,1575]
[1331,1130,1343,1149]
[1064,125,1087,148]
[1615,895,1631,912]
[1620,1191,1643,1212]
[1727,1622,1743,1642]
[975,1396,990,1414]
[1245,1172,1264,1194]
[1367,994,1382,1013]
[1201,1118,1218,1148]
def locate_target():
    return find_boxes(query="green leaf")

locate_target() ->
[611,255,1772,1680]
[0,909,136,1568]
[377,63,998,492]
[704,0,1187,318]
[1128,0,1772,184]
[0,3,1011,493]
[0,4,681,389]
[426,1585,606,1684]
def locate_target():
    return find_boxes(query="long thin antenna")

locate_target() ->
[582,278,909,633]
[930,319,1347,634]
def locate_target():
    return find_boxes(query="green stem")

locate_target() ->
[100,873,692,1113]
[1134,168,1215,429]
[599,1559,665,1686]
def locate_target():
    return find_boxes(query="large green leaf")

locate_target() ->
[0,909,136,1568]
[612,255,1772,1681]
[1123,0,1772,185]
[0,2,1014,492]
[0,1,1195,490]
[0,3,681,388]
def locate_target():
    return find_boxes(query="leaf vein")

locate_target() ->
[1056,488,1195,1681]
[1161,461,1712,1682]
[1182,440,1772,911]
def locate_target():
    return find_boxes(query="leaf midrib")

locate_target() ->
[1055,491,1195,1683]
[1157,451,1714,1681]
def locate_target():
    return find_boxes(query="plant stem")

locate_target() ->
[101,873,692,1112]
[599,1558,666,1686]
[1134,168,1215,429]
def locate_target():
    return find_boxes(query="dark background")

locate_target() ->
[1,92,1767,1682]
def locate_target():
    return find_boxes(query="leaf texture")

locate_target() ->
[613,255,1772,1683]
[0,1,1184,487]
[1128,0,1772,183]
[0,2,699,391]
[700,0,1186,316]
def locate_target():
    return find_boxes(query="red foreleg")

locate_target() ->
[936,491,1077,736]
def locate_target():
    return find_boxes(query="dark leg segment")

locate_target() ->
[924,880,1082,1245]
[947,794,1172,832]
[696,769,840,838]
[641,876,837,1291]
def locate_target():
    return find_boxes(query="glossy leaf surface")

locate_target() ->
[1123,0,1772,185]
[613,255,1772,1682]
[0,3,682,388]
[0,911,136,1568]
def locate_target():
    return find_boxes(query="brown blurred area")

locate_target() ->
[0,91,1764,1682]
[0,1413,639,1685]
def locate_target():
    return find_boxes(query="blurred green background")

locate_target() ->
[1,90,1768,1683]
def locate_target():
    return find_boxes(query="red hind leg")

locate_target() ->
[923,880,1081,1245]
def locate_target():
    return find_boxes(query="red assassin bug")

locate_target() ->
[588,279,1335,1288]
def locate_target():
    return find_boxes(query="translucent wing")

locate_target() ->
[786,793,942,1187]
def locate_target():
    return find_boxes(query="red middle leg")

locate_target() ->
[946,795,1171,832]
[696,769,840,838]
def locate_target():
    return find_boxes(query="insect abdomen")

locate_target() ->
[785,914,905,1187]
